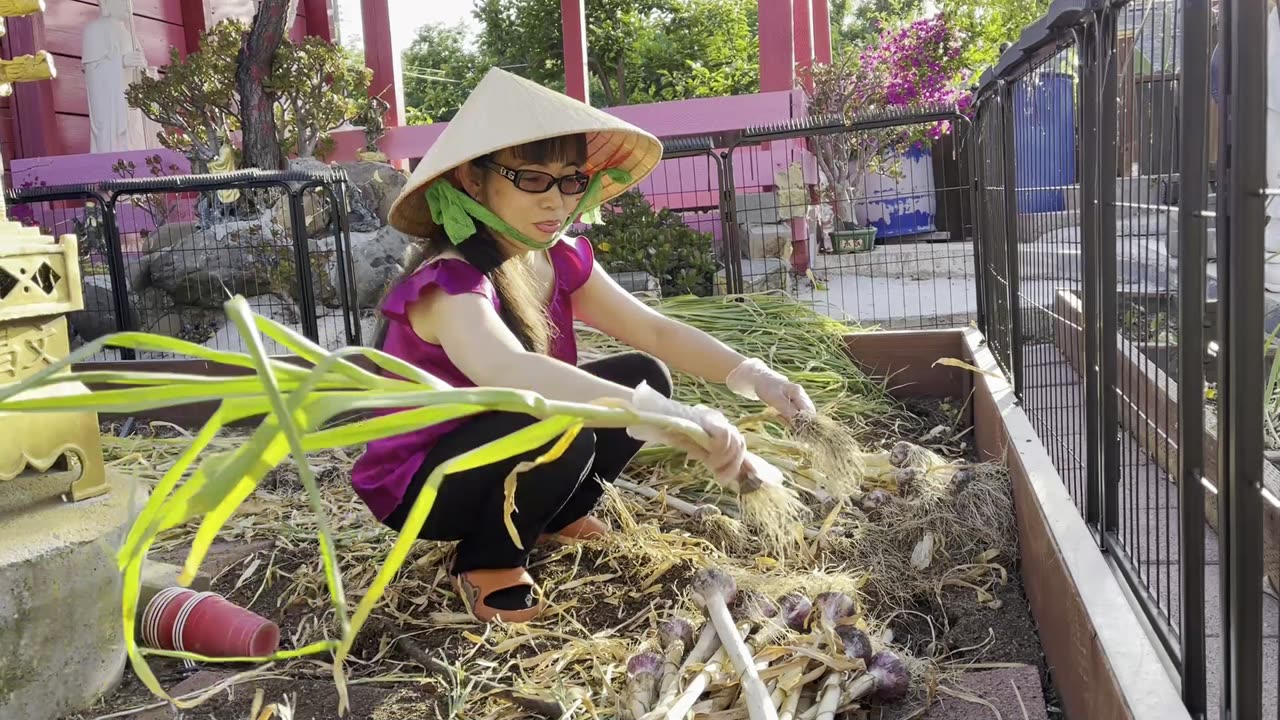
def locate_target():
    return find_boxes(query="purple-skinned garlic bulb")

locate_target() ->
[846,650,910,704]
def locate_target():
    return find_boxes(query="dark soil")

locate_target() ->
[888,544,1065,719]
[889,397,1065,718]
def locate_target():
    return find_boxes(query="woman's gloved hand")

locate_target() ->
[725,358,816,421]
[627,382,746,483]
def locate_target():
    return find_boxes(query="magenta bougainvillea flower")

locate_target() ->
[804,14,972,221]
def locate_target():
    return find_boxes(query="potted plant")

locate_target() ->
[805,14,969,253]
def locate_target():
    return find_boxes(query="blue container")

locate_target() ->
[855,144,938,238]
[1013,71,1077,213]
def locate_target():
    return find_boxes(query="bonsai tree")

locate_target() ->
[270,37,373,160]
[128,17,373,171]
[125,21,244,172]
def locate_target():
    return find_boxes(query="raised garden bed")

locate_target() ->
[51,324,1187,720]
[845,327,1188,720]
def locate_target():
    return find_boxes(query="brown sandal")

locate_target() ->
[537,516,611,547]
[452,568,542,623]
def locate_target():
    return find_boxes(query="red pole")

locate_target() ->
[812,0,832,64]
[793,0,813,89]
[361,0,404,128]
[1,15,57,158]
[179,0,208,56]
[561,0,590,103]
[303,0,332,41]
[758,0,796,93]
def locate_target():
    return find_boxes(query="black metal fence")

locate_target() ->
[970,0,1275,716]
[630,107,978,329]
[5,169,362,363]
[719,109,978,329]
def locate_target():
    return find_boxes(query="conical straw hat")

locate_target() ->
[388,67,664,238]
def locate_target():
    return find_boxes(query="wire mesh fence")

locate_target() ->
[613,137,729,298]
[5,170,361,363]
[970,0,1279,715]
[1107,0,1190,668]
[1003,44,1093,522]
[718,109,979,330]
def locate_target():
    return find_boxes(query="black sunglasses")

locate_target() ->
[478,158,592,195]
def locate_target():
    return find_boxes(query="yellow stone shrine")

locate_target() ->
[0,13,106,504]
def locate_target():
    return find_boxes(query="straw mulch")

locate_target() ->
[93,294,1017,718]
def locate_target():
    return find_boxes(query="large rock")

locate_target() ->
[69,278,140,342]
[351,225,415,308]
[742,258,790,292]
[147,225,289,307]
[134,287,224,342]
[272,158,338,239]
[613,271,660,295]
[739,222,790,260]
[734,191,783,225]
[141,221,200,253]
[0,469,140,720]
[303,236,343,309]
[202,294,303,354]
[337,160,409,231]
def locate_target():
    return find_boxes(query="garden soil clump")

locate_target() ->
[61,295,1051,719]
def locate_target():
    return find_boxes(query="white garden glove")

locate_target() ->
[627,382,747,485]
[725,358,816,421]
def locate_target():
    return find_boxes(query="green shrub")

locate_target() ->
[590,190,720,297]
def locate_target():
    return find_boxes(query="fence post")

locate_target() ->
[1177,0,1212,713]
[288,188,321,343]
[1218,0,1267,713]
[1098,9,1121,541]
[969,122,987,333]
[99,195,135,361]
[327,178,361,347]
[998,80,1023,396]
[1079,22,1104,531]
[719,148,744,295]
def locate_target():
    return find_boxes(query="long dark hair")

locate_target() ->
[373,133,589,354]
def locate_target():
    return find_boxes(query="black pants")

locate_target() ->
[382,352,673,574]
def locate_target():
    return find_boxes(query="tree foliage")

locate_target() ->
[829,0,1049,75]
[125,21,244,168]
[400,22,487,124]
[807,15,968,227]
[270,37,373,158]
[941,0,1051,73]
[628,0,758,102]
[828,0,923,50]
[127,20,371,169]
[401,0,758,122]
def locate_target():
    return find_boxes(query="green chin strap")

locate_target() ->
[425,167,634,250]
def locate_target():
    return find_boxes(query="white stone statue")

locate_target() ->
[81,0,155,153]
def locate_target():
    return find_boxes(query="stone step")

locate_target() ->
[1017,175,1178,244]
[1018,232,1176,284]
